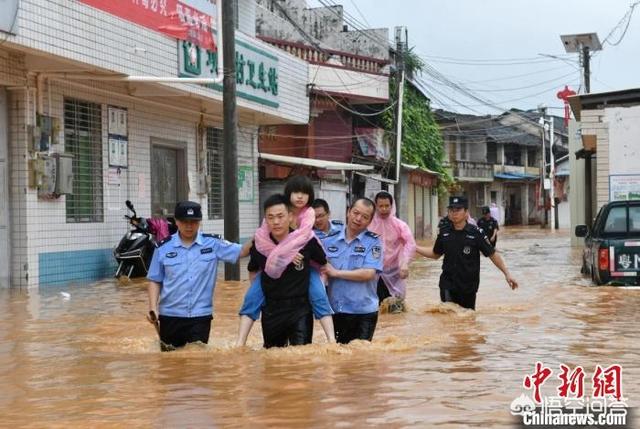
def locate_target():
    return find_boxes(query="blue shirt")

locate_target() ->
[323,227,384,314]
[314,219,344,239]
[147,231,242,318]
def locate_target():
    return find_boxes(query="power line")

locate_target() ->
[602,0,640,46]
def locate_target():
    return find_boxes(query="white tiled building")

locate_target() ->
[0,0,309,287]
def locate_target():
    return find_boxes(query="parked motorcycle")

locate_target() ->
[113,200,158,279]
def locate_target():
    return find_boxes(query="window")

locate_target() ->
[527,149,537,167]
[630,206,640,232]
[491,191,498,204]
[64,98,103,223]
[486,141,497,164]
[459,142,467,160]
[604,206,627,233]
[207,127,224,219]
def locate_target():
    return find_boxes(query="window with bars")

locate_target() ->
[64,98,103,223]
[206,127,224,219]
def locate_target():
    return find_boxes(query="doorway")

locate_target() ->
[150,139,187,216]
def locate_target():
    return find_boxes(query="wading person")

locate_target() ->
[235,176,335,346]
[369,191,416,313]
[312,198,343,239]
[416,196,518,310]
[146,201,250,351]
[477,206,499,247]
[322,198,384,344]
[238,194,331,348]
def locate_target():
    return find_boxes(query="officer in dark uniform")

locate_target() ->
[416,196,518,310]
[146,201,250,350]
[477,206,499,247]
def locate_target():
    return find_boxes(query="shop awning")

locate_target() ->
[259,153,373,171]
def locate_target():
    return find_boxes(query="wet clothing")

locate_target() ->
[324,227,384,315]
[440,288,477,311]
[313,219,343,240]
[147,231,242,350]
[377,277,392,304]
[477,216,499,247]
[324,227,383,344]
[158,315,212,350]
[247,235,327,348]
[239,228,334,321]
[369,206,416,300]
[148,232,242,318]
[433,222,495,310]
[333,312,378,344]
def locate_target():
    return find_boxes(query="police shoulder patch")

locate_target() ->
[371,245,381,259]
[326,230,341,238]
[156,237,172,248]
[364,230,379,238]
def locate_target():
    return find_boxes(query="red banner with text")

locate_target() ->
[78,0,217,50]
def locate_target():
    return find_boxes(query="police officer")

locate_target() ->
[322,198,384,344]
[312,198,343,239]
[416,196,518,310]
[477,206,499,247]
[146,201,250,351]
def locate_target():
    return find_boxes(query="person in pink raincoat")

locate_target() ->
[369,191,416,312]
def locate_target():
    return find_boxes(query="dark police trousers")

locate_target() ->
[333,312,378,344]
[440,289,477,310]
[158,315,212,351]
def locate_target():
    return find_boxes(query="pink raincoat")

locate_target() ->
[368,203,416,298]
[254,206,316,279]
[147,218,170,242]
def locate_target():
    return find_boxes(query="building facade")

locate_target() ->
[0,0,309,287]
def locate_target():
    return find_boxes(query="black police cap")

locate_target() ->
[174,201,202,220]
[447,196,468,209]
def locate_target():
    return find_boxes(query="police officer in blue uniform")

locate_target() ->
[322,198,384,344]
[147,201,250,351]
[312,198,343,239]
[416,196,518,310]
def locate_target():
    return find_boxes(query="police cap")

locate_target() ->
[174,201,202,220]
[447,196,468,209]
[481,206,490,214]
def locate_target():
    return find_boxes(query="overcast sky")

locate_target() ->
[308,0,640,116]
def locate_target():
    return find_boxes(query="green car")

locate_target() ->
[575,200,640,286]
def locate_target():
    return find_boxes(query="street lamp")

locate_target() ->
[538,115,556,230]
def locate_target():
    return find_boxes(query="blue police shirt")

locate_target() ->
[147,231,242,318]
[314,219,343,239]
[323,227,384,314]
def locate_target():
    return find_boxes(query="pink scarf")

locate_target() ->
[254,206,316,279]
[368,202,416,298]
[147,218,170,242]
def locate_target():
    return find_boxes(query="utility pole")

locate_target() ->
[223,0,240,280]
[393,26,406,206]
[561,33,601,227]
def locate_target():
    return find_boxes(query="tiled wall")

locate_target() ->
[3,72,259,287]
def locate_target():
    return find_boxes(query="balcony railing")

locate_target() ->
[258,36,389,75]
[453,161,494,181]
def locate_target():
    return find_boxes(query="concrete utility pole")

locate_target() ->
[393,26,406,205]
[223,0,240,280]
[560,33,601,227]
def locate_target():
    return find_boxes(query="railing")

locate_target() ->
[258,36,389,75]
[453,161,494,180]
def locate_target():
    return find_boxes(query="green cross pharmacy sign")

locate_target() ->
[179,39,279,108]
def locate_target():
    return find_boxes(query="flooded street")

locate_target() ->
[1,227,638,428]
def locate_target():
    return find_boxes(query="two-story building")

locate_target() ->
[436,109,568,226]
[0,0,310,287]
[253,0,390,218]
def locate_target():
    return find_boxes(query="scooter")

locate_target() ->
[113,200,156,279]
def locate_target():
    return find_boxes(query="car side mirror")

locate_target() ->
[575,225,588,237]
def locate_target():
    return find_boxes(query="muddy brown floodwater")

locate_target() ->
[0,227,638,428]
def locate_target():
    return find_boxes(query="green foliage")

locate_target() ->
[382,76,452,188]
